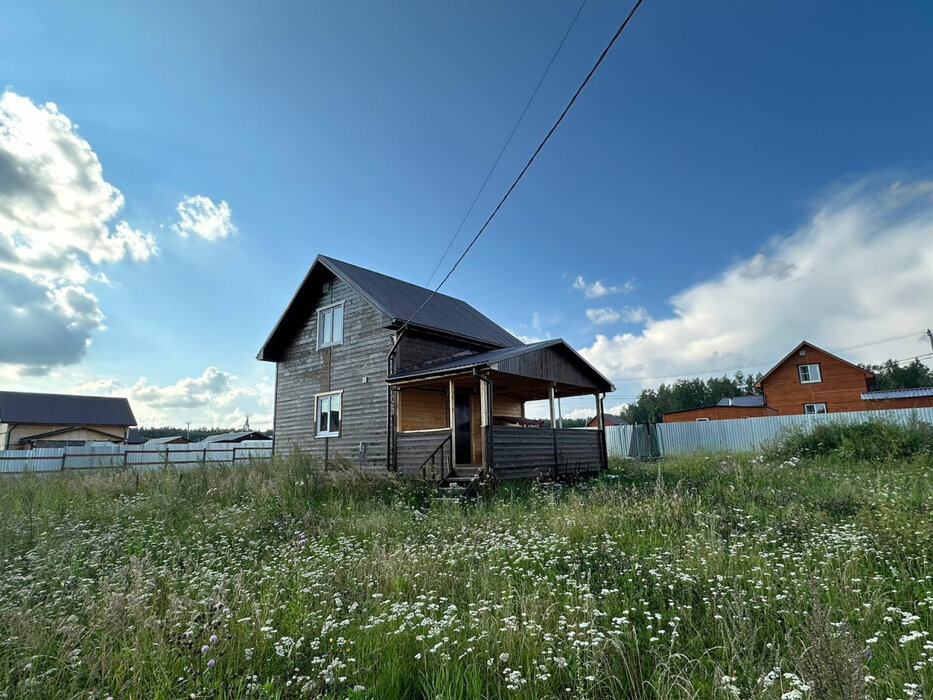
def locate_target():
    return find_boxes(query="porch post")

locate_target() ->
[596,393,608,471]
[548,385,556,429]
[448,380,456,468]
[557,397,563,429]
[595,393,605,431]
[480,376,492,470]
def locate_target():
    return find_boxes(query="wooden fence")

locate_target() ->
[0,441,273,474]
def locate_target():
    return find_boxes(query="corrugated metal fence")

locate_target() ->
[0,441,273,474]
[606,407,933,457]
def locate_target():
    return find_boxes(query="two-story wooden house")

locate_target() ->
[258,255,614,480]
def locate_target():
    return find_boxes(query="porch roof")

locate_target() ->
[387,339,615,395]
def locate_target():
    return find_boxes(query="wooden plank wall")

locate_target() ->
[274,274,394,469]
[494,346,601,390]
[395,429,451,476]
[760,344,873,415]
[469,394,523,464]
[396,331,488,371]
[398,389,448,431]
[489,427,602,479]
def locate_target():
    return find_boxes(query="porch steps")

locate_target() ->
[433,467,480,504]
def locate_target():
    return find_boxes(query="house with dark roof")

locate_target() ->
[202,431,271,444]
[664,340,933,422]
[0,391,137,449]
[258,255,614,480]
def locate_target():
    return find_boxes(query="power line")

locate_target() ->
[399,0,645,335]
[425,0,589,288]
[832,330,927,353]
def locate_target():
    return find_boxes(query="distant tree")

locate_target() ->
[861,359,933,391]
[620,372,763,424]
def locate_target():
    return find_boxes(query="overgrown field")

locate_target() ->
[1,449,932,699]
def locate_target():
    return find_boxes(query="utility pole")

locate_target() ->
[186,421,191,440]
[927,329,933,354]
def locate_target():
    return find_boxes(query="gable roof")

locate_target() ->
[258,255,522,361]
[754,341,874,388]
[387,338,615,392]
[0,391,136,427]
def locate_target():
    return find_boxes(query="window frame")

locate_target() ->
[803,402,827,415]
[316,301,345,350]
[797,363,822,384]
[695,417,710,422]
[315,390,343,438]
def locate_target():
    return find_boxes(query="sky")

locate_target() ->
[2,1,933,427]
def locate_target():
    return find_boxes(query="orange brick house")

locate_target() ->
[664,340,933,422]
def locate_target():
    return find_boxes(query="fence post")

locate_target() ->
[232,446,237,466]
[61,451,67,471]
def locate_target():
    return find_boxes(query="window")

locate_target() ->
[803,403,827,414]
[316,392,342,436]
[797,363,822,384]
[696,417,709,422]
[317,303,344,349]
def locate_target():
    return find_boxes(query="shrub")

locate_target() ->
[763,416,933,462]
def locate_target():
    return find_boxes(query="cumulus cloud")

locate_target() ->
[72,367,274,428]
[173,195,236,241]
[0,90,157,367]
[580,178,933,385]
[573,275,636,298]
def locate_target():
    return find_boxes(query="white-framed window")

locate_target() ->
[316,391,342,437]
[797,363,822,384]
[317,302,344,349]
[696,417,710,422]
[803,403,827,414]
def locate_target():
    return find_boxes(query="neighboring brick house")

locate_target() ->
[754,341,875,416]
[663,340,933,422]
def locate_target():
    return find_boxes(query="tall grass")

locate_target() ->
[1,451,932,698]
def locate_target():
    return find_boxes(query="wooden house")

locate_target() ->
[258,255,614,480]
[664,340,933,422]
[0,391,137,449]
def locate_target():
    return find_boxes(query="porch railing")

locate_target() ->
[487,426,603,480]
[419,434,452,482]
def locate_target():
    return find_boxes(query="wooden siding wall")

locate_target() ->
[664,406,773,423]
[398,389,448,431]
[468,393,524,464]
[3,424,128,449]
[395,429,451,476]
[494,346,601,391]
[396,331,489,371]
[274,273,394,468]
[862,396,933,410]
[489,427,603,479]
[760,345,873,415]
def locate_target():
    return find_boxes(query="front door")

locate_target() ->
[454,392,472,465]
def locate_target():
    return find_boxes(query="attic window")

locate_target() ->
[317,302,344,349]
[798,363,821,384]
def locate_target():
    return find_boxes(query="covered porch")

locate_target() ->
[387,340,614,481]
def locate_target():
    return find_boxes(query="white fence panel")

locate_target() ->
[655,407,933,455]
[0,440,273,474]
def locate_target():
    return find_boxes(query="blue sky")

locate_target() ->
[2,1,933,425]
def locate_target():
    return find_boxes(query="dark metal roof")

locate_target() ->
[258,255,521,361]
[716,395,766,407]
[202,431,272,443]
[0,391,136,426]
[862,387,933,400]
[145,435,188,444]
[387,338,615,392]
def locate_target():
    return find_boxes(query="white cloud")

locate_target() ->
[580,178,933,386]
[586,307,621,324]
[173,195,236,241]
[71,367,274,429]
[0,90,157,367]
[573,275,636,298]
[586,306,650,325]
